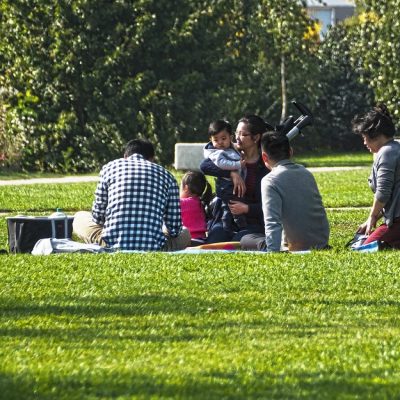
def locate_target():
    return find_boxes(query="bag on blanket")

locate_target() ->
[32,238,106,255]
[7,216,74,254]
[345,232,392,252]
[345,233,368,250]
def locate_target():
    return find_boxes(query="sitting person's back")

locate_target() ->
[241,132,329,252]
[73,139,190,251]
[179,171,212,240]
[262,160,329,251]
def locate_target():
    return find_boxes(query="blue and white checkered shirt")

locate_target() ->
[92,154,182,250]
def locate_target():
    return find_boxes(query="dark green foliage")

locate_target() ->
[1,0,396,172]
[0,0,324,171]
[349,0,400,121]
[314,23,375,152]
[0,0,240,170]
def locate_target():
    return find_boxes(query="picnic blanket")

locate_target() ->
[31,239,242,255]
[31,238,313,255]
[189,242,241,250]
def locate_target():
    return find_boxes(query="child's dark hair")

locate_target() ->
[181,171,213,208]
[352,103,395,139]
[261,131,291,161]
[208,120,232,137]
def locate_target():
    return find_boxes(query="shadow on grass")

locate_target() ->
[1,294,399,344]
[1,369,399,400]
[0,294,217,317]
[0,294,222,343]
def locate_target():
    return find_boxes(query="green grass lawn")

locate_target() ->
[0,151,372,181]
[1,251,400,399]
[0,168,372,213]
[293,151,373,167]
[0,168,371,249]
[2,166,396,399]
[0,182,98,213]
[315,168,371,208]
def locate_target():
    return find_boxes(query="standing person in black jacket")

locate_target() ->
[200,115,271,243]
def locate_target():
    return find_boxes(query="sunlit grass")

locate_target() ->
[293,151,373,167]
[314,168,371,208]
[1,161,397,399]
[0,151,372,181]
[0,182,97,213]
[0,169,372,213]
[1,251,400,399]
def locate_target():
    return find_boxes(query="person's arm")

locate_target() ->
[262,179,283,252]
[201,159,246,197]
[92,168,108,225]
[208,151,241,171]
[375,150,396,203]
[164,176,183,237]
[200,158,231,178]
[363,198,385,234]
[359,151,394,234]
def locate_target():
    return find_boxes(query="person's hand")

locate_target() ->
[365,213,379,235]
[356,221,367,234]
[229,200,249,216]
[230,171,246,198]
[240,159,246,169]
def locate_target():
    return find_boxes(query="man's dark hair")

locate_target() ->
[352,103,395,139]
[124,139,155,160]
[261,131,291,161]
[208,120,232,137]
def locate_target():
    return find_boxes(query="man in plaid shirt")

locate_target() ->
[73,139,190,251]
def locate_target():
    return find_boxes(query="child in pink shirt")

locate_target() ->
[180,171,213,240]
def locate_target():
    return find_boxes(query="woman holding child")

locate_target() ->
[201,115,271,243]
[352,103,400,248]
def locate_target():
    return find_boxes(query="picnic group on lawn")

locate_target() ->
[73,103,400,252]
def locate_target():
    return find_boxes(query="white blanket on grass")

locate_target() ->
[31,238,313,255]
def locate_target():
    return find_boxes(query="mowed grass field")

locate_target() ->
[2,159,400,399]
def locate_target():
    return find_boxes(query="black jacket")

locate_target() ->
[200,157,269,226]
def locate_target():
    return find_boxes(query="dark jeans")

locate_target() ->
[221,203,247,232]
[206,222,264,244]
[218,182,247,232]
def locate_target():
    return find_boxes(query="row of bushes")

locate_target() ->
[0,0,397,172]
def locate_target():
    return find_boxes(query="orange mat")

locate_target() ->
[188,241,241,250]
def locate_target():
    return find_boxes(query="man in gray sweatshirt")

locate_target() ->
[241,131,329,252]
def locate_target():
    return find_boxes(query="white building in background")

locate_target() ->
[305,0,356,36]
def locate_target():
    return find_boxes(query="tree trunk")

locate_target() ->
[280,52,287,122]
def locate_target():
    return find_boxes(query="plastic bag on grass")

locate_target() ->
[345,233,368,250]
[32,238,106,255]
